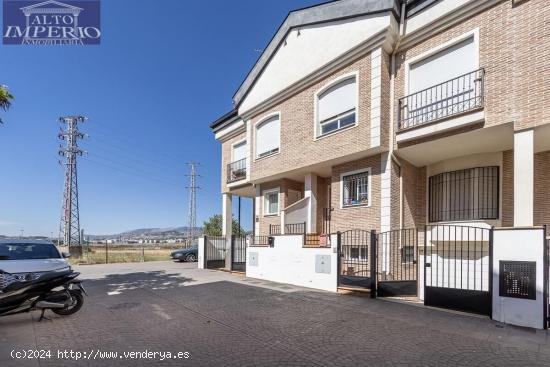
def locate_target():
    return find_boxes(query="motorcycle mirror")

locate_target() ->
[62,252,71,259]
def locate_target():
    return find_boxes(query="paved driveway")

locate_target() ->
[1,261,549,366]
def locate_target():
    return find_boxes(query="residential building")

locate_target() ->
[211,0,549,238]
[208,0,550,326]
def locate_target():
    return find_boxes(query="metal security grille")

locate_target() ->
[269,224,281,235]
[398,68,484,130]
[285,222,305,235]
[429,166,499,222]
[342,172,369,207]
[499,261,536,300]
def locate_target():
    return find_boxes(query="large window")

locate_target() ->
[317,77,357,137]
[429,166,499,222]
[255,115,280,159]
[408,35,475,94]
[263,189,279,216]
[342,169,369,207]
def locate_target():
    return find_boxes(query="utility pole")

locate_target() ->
[185,163,201,246]
[58,116,86,256]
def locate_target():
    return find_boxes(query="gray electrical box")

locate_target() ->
[315,255,331,274]
[249,252,259,267]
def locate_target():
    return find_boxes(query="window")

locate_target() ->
[263,189,279,216]
[408,36,475,94]
[317,77,357,137]
[429,166,499,222]
[232,140,247,162]
[350,247,367,260]
[255,115,280,159]
[342,170,369,207]
[401,246,415,263]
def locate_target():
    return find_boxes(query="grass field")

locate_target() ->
[62,244,192,265]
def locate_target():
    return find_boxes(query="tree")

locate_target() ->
[203,214,245,236]
[0,85,14,124]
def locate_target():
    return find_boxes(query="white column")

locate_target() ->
[222,193,233,236]
[254,185,261,235]
[514,129,534,227]
[305,173,318,234]
[380,152,392,233]
[370,47,383,148]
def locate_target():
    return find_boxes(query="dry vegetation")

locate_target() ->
[61,244,191,265]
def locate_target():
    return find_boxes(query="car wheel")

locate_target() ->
[185,253,196,262]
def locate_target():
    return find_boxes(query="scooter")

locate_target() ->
[0,269,86,321]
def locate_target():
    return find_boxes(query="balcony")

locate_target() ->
[227,158,247,184]
[397,68,485,133]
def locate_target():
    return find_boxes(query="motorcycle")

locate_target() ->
[0,269,86,321]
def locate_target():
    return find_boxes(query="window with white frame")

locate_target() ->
[232,140,247,162]
[342,170,369,207]
[263,189,279,216]
[255,115,280,159]
[317,77,357,137]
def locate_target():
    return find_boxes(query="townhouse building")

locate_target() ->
[207,0,550,326]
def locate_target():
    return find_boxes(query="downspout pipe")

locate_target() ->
[389,2,406,230]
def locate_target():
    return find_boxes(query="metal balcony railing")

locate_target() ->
[226,158,247,183]
[398,68,485,131]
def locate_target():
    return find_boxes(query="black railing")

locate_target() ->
[398,68,485,130]
[285,222,306,235]
[227,158,247,183]
[428,166,499,223]
[250,236,270,247]
[269,224,281,235]
[322,208,333,235]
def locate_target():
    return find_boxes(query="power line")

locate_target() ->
[58,115,86,253]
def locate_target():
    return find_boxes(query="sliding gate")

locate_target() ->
[377,229,418,297]
[424,225,492,316]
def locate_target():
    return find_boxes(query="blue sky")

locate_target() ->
[0,0,320,236]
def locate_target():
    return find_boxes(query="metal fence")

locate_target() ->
[205,236,226,269]
[269,224,281,235]
[68,243,191,265]
[398,68,484,130]
[231,236,247,272]
[285,222,306,235]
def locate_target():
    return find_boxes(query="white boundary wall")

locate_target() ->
[246,235,338,292]
[198,237,205,269]
[492,228,546,329]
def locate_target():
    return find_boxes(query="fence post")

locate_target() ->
[303,222,307,247]
[141,245,145,263]
[423,225,427,300]
[202,235,208,269]
[336,232,342,288]
[230,235,235,271]
[370,230,377,299]
[544,225,549,330]
[105,242,108,264]
[489,226,494,319]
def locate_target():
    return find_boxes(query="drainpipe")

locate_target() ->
[389,2,407,230]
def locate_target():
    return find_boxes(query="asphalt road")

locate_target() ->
[1,261,549,366]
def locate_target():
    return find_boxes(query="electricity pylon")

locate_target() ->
[58,116,86,253]
[185,163,200,245]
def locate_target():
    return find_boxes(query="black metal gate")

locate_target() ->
[337,230,376,292]
[231,235,247,272]
[424,225,492,316]
[205,236,226,269]
[377,229,418,297]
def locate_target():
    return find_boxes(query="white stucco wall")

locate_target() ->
[239,14,391,115]
[198,237,205,269]
[492,228,545,329]
[246,234,337,292]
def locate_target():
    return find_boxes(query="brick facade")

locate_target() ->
[394,0,550,135]
[249,51,376,182]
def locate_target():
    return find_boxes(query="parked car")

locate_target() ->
[170,245,198,262]
[0,239,71,291]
